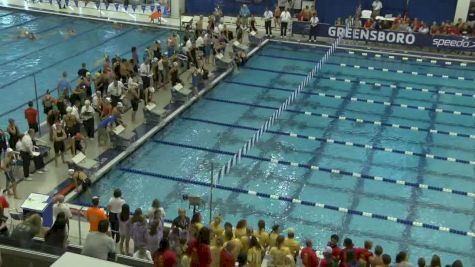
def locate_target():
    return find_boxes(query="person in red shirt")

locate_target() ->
[24,101,39,133]
[153,239,177,267]
[364,19,374,29]
[327,234,341,262]
[412,18,422,32]
[356,240,373,264]
[187,227,212,267]
[219,241,235,267]
[301,240,319,267]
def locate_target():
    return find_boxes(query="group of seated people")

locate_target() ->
[335,14,474,36]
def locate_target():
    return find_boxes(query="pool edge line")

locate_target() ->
[63,39,269,204]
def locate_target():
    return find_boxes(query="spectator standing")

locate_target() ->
[107,188,125,243]
[309,12,319,42]
[300,5,311,21]
[77,63,89,78]
[24,101,39,133]
[264,7,273,37]
[372,0,383,18]
[52,194,72,230]
[119,203,131,255]
[44,212,68,254]
[6,118,20,149]
[140,59,152,92]
[429,255,441,267]
[18,129,35,180]
[57,71,71,98]
[187,227,212,267]
[42,90,55,117]
[108,79,125,107]
[52,123,66,167]
[153,239,177,267]
[380,254,392,267]
[82,220,115,260]
[131,47,139,67]
[319,246,338,267]
[395,251,413,267]
[247,236,263,267]
[254,220,269,250]
[86,196,108,232]
[0,130,7,160]
[369,245,384,266]
[283,228,300,260]
[239,4,251,28]
[219,241,235,267]
[280,8,292,38]
[81,100,95,139]
[2,148,19,199]
[300,240,319,267]
[417,257,426,267]
[269,235,294,267]
[130,208,148,252]
[268,224,280,248]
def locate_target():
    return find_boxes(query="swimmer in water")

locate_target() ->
[59,29,76,39]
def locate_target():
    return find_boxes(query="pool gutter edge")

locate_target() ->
[272,39,475,63]
[64,38,269,204]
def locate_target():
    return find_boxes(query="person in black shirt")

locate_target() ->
[77,63,88,78]
[171,208,190,232]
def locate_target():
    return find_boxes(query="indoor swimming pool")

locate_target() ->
[0,9,173,130]
[74,42,475,264]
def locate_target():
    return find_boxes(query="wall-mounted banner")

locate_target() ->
[292,22,475,51]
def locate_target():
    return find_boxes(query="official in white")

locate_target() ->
[372,0,383,18]
[309,12,319,42]
[280,8,292,38]
[263,7,273,37]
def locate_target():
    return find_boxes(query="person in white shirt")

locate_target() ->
[309,13,319,42]
[139,59,152,90]
[107,189,125,243]
[81,100,95,139]
[280,8,291,37]
[263,7,274,37]
[53,194,73,231]
[18,130,34,180]
[372,0,382,17]
[71,101,80,122]
[108,79,125,107]
[195,33,204,49]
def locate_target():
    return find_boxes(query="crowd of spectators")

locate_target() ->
[0,191,459,266]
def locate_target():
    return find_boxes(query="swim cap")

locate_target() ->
[66,107,73,113]
[149,87,155,93]
[117,102,124,108]
[84,99,91,105]
[68,169,75,175]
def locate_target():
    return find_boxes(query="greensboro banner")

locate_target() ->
[292,22,475,51]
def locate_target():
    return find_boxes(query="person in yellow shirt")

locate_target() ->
[269,235,295,267]
[210,215,224,245]
[239,227,253,254]
[210,237,224,267]
[247,236,263,267]
[284,228,301,260]
[224,230,242,259]
[268,224,281,248]
[254,220,269,251]
[235,219,247,239]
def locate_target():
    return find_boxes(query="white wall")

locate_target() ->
[171,0,185,18]
[454,0,471,22]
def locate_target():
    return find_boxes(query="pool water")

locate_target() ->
[74,42,475,264]
[0,8,173,130]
